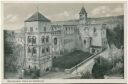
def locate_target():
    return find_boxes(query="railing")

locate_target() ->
[65,49,106,73]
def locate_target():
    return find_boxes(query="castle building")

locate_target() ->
[23,7,108,74]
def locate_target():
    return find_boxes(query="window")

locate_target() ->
[32,36,36,44]
[42,48,45,53]
[41,36,45,43]
[94,27,96,33]
[30,27,33,32]
[46,47,49,52]
[33,47,37,54]
[66,27,67,31]
[52,27,54,31]
[35,66,36,70]
[46,36,49,43]
[54,38,57,45]
[92,48,95,53]
[27,36,31,43]
[80,14,82,17]
[28,47,31,53]
[84,40,86,45]
[44,27,46,32]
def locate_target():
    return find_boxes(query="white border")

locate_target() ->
[0,0,127,83]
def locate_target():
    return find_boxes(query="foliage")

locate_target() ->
[113,25,124,48]
[24,68,40,78]
[106,24,124,49]
[109,51,124,76]
[4,30,14,54]
[92,56,112,79]
[53,50,92,69]
[110,62,124,75]
[4,30,24,72]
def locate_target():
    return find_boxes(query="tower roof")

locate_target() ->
[79,6,87,14]
[25,11,51,22]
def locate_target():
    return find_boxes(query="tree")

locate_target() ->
[106,24,124,49]
[92,56,112,79]
[113,24,124,49]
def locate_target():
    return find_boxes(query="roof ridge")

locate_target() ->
[25,11,50,22]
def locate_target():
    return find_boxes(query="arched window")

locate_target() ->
[94,27,96,33]
[33,47,37,54]
[92,48,95,53]
[29,65,30,69]
[54,38,57,45]
[28,47,31,53]
[46,36,49,43]
[41,36,45,43]
[46,47,49,52]
[84,40,86,45]
[27,36,31,43]
[42,48,45,53]
[32,36,36,44]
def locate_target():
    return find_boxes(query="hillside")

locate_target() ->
[88,15,124,25]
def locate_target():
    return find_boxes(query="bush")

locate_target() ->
[108,49,124,76]
[111,62,124,74]
[24,68,40,78]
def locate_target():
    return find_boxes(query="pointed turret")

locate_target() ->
[79,6,87,14]
[79,6,88,24]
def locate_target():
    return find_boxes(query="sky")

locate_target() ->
[3,3,124,30]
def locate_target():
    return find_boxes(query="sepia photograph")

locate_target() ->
[3,2,125,80]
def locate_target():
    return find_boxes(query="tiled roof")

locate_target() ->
[25,11,51,22]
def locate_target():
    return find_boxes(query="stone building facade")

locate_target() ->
[23,7,108,74]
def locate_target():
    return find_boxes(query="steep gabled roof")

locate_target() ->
[25,11,51,22]
[79,6,87,14]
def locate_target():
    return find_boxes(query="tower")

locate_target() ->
[79,6,88,24]
[78,6,90,52]
[24,11,52,75]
